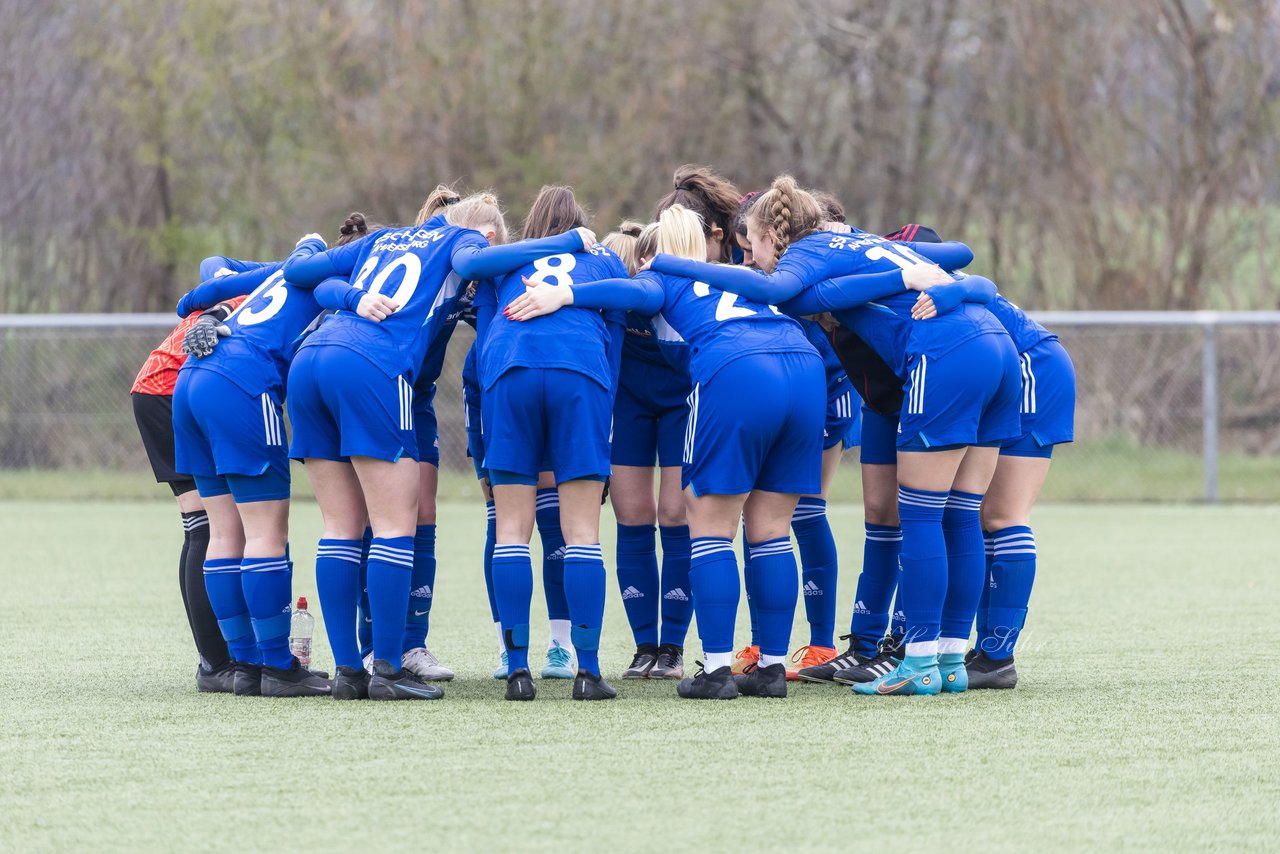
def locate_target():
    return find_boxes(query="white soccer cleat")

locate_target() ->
[363,651,375,675]
[401,646,455,682]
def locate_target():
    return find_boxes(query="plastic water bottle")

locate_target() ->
[289,596,314,667]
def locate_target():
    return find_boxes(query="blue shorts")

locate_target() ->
[413,384,440,467]
[172,368,291,490]
[611,356,691,468]
[823,378,862,451]
[1002,338,1076,457]
[684,351,825,496]
[192,467,291,503]
[859,405,899,465]
[897,333,1022,450]
[287,344,418,463]
[482,367,612,484]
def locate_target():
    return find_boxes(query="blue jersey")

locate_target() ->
[985,294,1056,354]
[475,243,628,391]
[799,319,846,391]
[627,270,815,385]
[297,224,487,382]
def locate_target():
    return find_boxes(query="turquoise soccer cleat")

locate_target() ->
[492,650,509,680]
[851,658,941,696]
[938,652,969,693]
[540,641,575,679]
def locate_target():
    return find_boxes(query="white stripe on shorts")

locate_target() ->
[683,383,700,466]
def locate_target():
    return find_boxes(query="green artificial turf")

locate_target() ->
[2,501,1278,851]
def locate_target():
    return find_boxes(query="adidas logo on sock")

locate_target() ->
[894,609,906,622]
[621,586,644,600]
[547,547,565,562]
[853,600,869,614]
[803,580,822,596]
[663,588,689,601]
[410,584,433,598]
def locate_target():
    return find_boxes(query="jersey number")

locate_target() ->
[692,280,756,321]
[351,253,423,308]
[527,253,577,287]
[864,243,935,273]
[230,270,288,327]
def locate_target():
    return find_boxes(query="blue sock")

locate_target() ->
[690,537,740,656]
[366,536,414,666]
[357,527,373,658]
[240,554,293,670]
[976,532,995,642]
[792,498,837,648]
[203,557,259,664]
[849,523,902,655]
[536,489,570,621]
[741,533,759,647]
[982,526,1036,660]
[748,537,800,659]
[315,538,363,670]
[616,524,659,648]
[404,524,436,652]
[896,486,950,650]
[564,543,607,676]
[658,524,692,648]
[483,502,499,622]
[492,543,533,673]
[940,491,985,648]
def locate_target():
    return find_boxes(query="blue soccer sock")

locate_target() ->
[536,488,570,622]
[741,532,759,647]
[564,543,607,676]
[357,527,373,658]
[792,498,838,648]
[748,537,800,664]
[939,490,985,655]
[404,524,437,652]
[975,531,995,642]
[492,543,534,673]
[981,526,1037,660]
[240,554,293,670]
[616,523,659,649]
[658,524,693,648]
[366,536,414,666]
[315,538,363,671]
[896,486,950,659]
[849,523,902,655]
[689,537,740,669]
[203,557,259,664]
[483,502,499,622]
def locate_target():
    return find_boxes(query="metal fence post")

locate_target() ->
[1201,317,1219,503]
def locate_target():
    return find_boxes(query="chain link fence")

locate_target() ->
[2,313,1279,502]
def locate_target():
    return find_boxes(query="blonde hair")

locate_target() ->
[601,221,644,275]
[749,174,823,257]
[445,191,508,245]
[657,205,708,261]
[635,222,660,264]
[414,184,463,226]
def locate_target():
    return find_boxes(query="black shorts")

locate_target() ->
[132,392,197,496]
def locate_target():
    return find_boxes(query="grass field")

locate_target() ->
[3,500,1279,852]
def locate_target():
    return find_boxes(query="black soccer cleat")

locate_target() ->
[572,669,617,701]
[505,668,537,701]
[196,662,236,694]
[368,658,444,701]
[965,650,1018,689]
[833,636,903,685]
[261,658,333,697]
[736,662,788,698]
[676,663,739,700]
[332,665,371,700]
[797,635,866,684]
[648,644,684,680]
[232,662,263,696]
[621,646,658,679]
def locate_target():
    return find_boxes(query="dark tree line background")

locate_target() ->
[3,0,1278,314]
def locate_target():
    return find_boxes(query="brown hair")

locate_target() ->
[601,220,644,275]
[812,190,846,224]
[654,165,740,262]
[415,184,463,226]
[749,174,824,257]
[335,212,383,247]
[734,191,762,238]
[522,185,589,240]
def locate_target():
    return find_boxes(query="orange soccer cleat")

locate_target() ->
[785,645,837,681]
[731,644,760,675]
